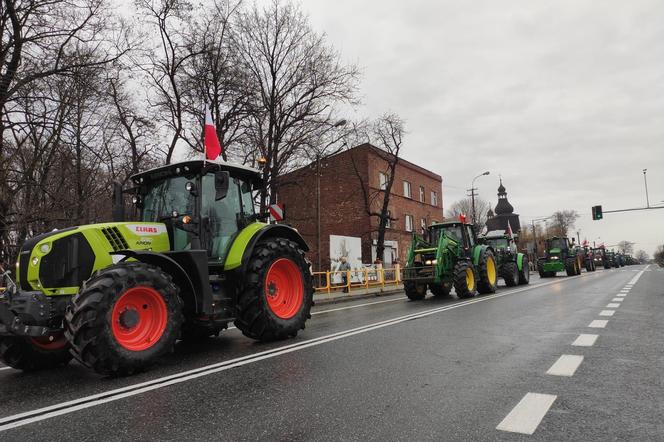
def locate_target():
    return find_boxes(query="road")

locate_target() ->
[0,265,662,441]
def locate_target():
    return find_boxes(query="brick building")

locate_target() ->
[277,143,443,270]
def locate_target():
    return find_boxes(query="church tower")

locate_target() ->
[485,179,521,234]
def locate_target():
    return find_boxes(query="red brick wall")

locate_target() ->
[277,144,443,270]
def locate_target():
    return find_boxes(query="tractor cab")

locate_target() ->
[481,230,517,254]
[543,236,572,259]
[428,220,476,254]
[132,160,261,266]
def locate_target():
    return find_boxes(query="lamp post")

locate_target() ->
[531,216,552,257]
[643,169,650,208]
[316,119,347,271]
[469,171,490,228]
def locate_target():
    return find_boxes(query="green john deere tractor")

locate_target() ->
[403,219,498,300]
[537,236,582,277]
[0,160,313,376]
[479,231,529,287]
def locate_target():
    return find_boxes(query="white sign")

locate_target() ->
[125,224,167,236]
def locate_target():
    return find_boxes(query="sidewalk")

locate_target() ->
[313,284,405,306]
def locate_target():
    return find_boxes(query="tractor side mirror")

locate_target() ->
[214,171,230,201]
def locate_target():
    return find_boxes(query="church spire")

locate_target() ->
[494,179,514,215]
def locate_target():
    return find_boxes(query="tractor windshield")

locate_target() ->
[440,225,463,244]
[486,238,509,249]
[142,176,194,222]
[548,238,567,250]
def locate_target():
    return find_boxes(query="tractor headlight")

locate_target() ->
[31,257,39,266]
[132,195,141,204]
[551,256,559,260]
[425,259,438,265]
[39,243,50,254]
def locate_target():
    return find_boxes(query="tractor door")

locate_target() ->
[201,173,255,264]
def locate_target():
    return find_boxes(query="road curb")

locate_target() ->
[313,287,404,306]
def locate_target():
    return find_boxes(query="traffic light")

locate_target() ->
[592,205,603,220]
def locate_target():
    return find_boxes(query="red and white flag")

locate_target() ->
[506,220,514,239]
[204,104,222,160]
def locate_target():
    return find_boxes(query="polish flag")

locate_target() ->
[204,105,222,160]
[506,220,514,239]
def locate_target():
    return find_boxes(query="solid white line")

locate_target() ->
[627,266,647,285]
[589,320,609,328]
[612,298,623,302]
[0,277,575,432]
[599,310,615,317]
[572,334,598,347]
[606,303,620,308]
[312,296,407,315]
[546,355,584,376]
[496,393,557,435]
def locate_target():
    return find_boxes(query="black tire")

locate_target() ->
[235,238,313,341]
[64,262,183,376]
[0,335,71,371]
[501,261,519,287]
[518,256,530,285]
[404,280,427,300]
[565,258,577,276]
[453,261,477,299]
[537,260,547,278]
[179,321,225,341]
[429,283,451,297]
[476,249,498,294]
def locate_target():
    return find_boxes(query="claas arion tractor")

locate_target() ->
[0,160,313,376]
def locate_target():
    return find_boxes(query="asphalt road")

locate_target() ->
[0,265,661,441]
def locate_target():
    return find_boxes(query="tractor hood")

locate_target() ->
[16,222,170,295]
[548,248,561,254]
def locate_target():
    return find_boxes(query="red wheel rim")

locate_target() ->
[31,334,67,350]
[265,258,304,319]
[111,286,168,351]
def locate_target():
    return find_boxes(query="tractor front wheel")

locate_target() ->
[565,258,577,276]
[65,262,183,376]
[0,334,71,371]
[404,280,427,300]
[235,238,313,341]
[429,283,450,297]
[518,256,530,285]
[501,262,519,287]
[477,250,498,294]
[453,261,477,299]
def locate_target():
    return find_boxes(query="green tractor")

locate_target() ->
[403,219,498,300]
[0,160,313,375]
[537,236,582,277]
[478,230,530,287]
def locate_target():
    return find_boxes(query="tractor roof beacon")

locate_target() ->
[0,160,314,376]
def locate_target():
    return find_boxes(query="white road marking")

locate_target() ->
[599,310,615,317]
[0,276,578,432]
[616,293,627,297]
[620,289,630,293]
[589,320,609,328]
[312,296,407,315]
[0,367,11,371]
[546,354,584,376]
[606,303,620,308]
[612,298,623,302]
[627,266,647,285]
[496,392,557,435]
[572,334,598,347]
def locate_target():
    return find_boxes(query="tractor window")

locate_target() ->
[442,226,463,244]
[142,177,196,251]
[239,180,255,215]
[201,175,243,261]
[488,238,509,249]
[549,238,567,249]
[465,225,475,247]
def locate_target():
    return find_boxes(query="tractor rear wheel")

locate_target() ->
[429,283,450,297]
[453,261,477,299]
[501,262,519,287]
[518,256,530,285]
[0,334,71,371]
[565,258,577,276]
[537,260,547,278]
[477,250,498,294]
[404,280,427,300]
[65,262,183,376]
[235,238,313,341]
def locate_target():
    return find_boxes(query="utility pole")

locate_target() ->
[643,169,650,208]
[468,171,490,228]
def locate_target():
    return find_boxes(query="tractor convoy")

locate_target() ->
[0,160,314,376]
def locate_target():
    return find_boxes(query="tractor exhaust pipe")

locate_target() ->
[112,181,125,222]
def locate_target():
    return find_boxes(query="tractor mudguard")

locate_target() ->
[114,249,212,315]
[225,223,309,273]
[472,245,493,265]
[517,253,524,271]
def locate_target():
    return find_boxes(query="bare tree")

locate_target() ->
[235,0,360,211]
[617,240,634,255]
[446,197,491,233]
[349,114,405,262]
[548,210,579,237]
[634,250,649,263]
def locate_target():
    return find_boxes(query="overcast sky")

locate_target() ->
[295,0,664,255]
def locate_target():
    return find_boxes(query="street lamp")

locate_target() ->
[470,171,490,227]
[531,216,552,257]
[315,119,347,271]
[643,169,650,208]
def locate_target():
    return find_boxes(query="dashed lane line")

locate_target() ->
[589,320,609,328]
[599,310,615,317]
[612,298,623,302]
[546,355,584,377]
[606,303,620,308]
[496,393,557,435]
[572,334,598,347]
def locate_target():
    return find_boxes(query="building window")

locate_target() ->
[403,181,412,198]
[431,191,438,207]
[420,218,427,233]
[385,210,392,229]
[379,172,388,190]
[419,186,425,203]
[405,214,413,232]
